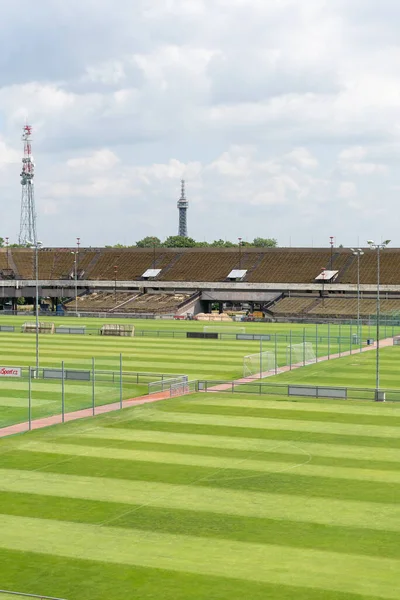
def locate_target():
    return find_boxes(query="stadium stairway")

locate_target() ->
[6,250,19,278]
[334,254,356,284]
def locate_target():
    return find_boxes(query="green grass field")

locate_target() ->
[0,393,400,599]
[0,316,400,429]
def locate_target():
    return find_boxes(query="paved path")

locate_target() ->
[0,391,170,439]
[207,336,394,392]
[0,337,394,438]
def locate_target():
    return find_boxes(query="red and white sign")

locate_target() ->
[0,367,21,377]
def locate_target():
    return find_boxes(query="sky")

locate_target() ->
[0,0,400,248]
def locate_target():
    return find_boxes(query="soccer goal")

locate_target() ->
[243,351,276,378]
[204,326,246,334]
[286,342,316,366]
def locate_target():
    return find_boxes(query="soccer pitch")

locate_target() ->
[0,317,399,429]
[0,393,400,600]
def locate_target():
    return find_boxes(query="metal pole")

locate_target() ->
[376,246,380,396]
[350,322,352,355]
[35,244,39,375]
[75,255,78,315]
[61,361,65,423]
[315,323,318,363]
[92,357,95,415]
[328,321,330,359]
[289,329,292,370]
[303,327,305,366]
[339,323,341,357]
[120,353,123,409]
[28,366,32,430]
[357,253,360,346]
[274,334,278,374]
[259,337,262,379]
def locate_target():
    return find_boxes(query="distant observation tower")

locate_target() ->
[177,179,188,237]
[18,124,37,245]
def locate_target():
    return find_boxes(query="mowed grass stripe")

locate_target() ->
[77,427,400,464]
[59,434,400,473]
[164,402,400,427]
[1,514,400,599]
[127,410,400,439]
[2,449,400,504]
[190,396,400,419]
[1,468,400,533]
[110,418,400,449]
[20,441,400,485]
[3,490,400,560]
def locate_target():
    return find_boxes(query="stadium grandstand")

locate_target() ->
[1,246,400,320]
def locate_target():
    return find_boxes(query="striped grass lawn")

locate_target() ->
[268,345,400,389]
[0,393,400,599]
[1,317,400,428]
[0,379,147,429]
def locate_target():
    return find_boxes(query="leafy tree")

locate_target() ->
[0,237,3,247]
[210,239,236,248]
[252,237,277,247]
[163,236,197,248]
[194,241,210,247]
[136,236,162,248]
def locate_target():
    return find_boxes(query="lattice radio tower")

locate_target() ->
[177,179,188,237]
[18,124,37,245]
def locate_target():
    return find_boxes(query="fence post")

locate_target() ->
[61,361,65,423]
[328,322,330,360]
[92,357,95,416]
[28,366,32,430]
[120,353,123,410]
[350,322,352,355]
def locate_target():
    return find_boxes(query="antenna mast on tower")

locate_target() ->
[177,179,188,237]
[18,124,37,245]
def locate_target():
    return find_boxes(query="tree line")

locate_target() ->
[108,236,278,248]
[0,236,277,249]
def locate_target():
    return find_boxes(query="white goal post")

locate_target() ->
[286,342,316,366]
[204,326,246,333]
[243,351,277,378]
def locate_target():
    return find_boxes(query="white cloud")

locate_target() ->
[1,1,400,246]
[338,181,357,198]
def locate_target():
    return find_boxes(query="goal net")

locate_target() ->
[243,351,276,378]
[204,326,246,333]
[286,342,316,366]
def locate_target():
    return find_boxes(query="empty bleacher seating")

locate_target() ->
[6,247,400,286]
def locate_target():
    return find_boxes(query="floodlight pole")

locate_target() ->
[367,240,390,401]
[321,267,326,305]
[71,251,78,315]
[351,248,364,351]
[330,236,334,270]
[27,240,42,375]
[35,243,39,374]
[5,237,9,269]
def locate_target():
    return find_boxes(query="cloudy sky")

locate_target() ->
[1,0,400,248]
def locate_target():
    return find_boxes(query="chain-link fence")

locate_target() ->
[0,359,180,433]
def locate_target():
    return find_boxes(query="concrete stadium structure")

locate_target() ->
[1,247,400,318]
